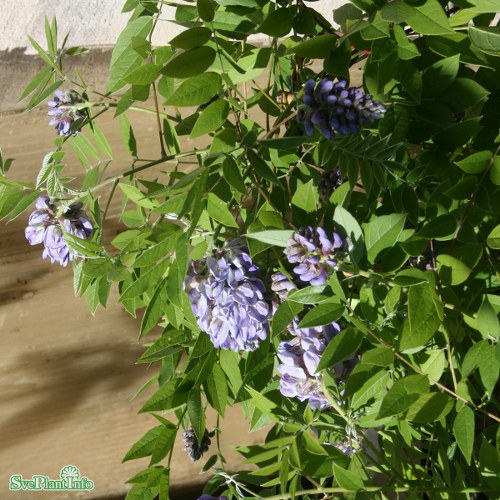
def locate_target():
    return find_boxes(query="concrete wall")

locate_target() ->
[0,0,344,112]
[1,0,342,53]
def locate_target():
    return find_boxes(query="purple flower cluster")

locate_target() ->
[297,78,386,138]
[184,240,271,352]
[25,196,93,267]
[182,428,211,461]
[285,227,346,286]
[48,90,85,136]
[318,167,348,204]
[277,320,341,410]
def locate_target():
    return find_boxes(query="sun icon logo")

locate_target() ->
[60,465,80,480]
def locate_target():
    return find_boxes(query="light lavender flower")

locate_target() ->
[25,196,93,267]
[285,227,346,286]
[277,320,341,410]
[184,241,271,352]
[47,90,85,136]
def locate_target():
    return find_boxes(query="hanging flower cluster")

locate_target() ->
[297,78,386,138]
[182,428,212,461]
[285,227,347,286]
[184,240,271,352]
[25,196,93,267]
[47,90,85,136]
[277,320,341,410]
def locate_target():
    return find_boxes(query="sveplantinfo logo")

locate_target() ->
[9,465,94,492]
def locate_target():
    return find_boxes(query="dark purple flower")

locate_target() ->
[48,90,85,136]
[184,241,271,352]
[284,227,346,286]
[296,78,386,138]
[277,320,341,410]
[25,196,93,267]
[318,167,348,204]
[182,428,212,461]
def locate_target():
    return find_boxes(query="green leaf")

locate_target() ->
[433,117,481,150]
[107,17,153,93]
[287,285,330,304]
[381,0,453,35]
[333,465,364,491]
[150,425,177,465]
[378,375,429,419]
[486,224,500,249]
[399,283,441,351]
[477,296,499,339]
[119,115,138,157]
[441,78,489,112]
[291,179,319,213]
[272,300,303,335]
[349,367,390,410]
[119,183,157,210]
[259,7,293,37]
[245,385,278,420]
[316,328,364,373]
[207,192,238,228]
[286,34,336,58]
[123,425,164,462]
[260,137,311,151]
[165,72,221,107]
[190,99,229,138]
[247,149,283,187]
[298,301,344,329]
[405,392,453,423]
[469,25,500,54]
[422,54,460,97]
[140,281,168,338]
[170,27,212,50]
[393,269,428,287]
[161,47,216,78]
[437,254,472,286]
[187,389,206,442]
[166,233,189,308]
[453,406,475,465]
[197,0,215,22]
[223,156,246,194]
[418,214,457,240]
[0,185,23,220]
[205,364,228,417]
[246,230,293,247]
[333,206,365,264]
[124,63,161,86]
[455,150,492,174]
[364,214,405,263]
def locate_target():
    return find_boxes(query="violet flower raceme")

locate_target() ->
[297,78,386,138]
[277,321,341,410]
[47,90,85,136]
[285,227,346,286]
[318,167,348,204]
[25,196,93,267]
[184,240,271,352]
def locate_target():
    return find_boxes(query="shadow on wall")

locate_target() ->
[0,341,146,450]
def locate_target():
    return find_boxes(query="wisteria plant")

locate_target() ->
[1,0,499,498]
